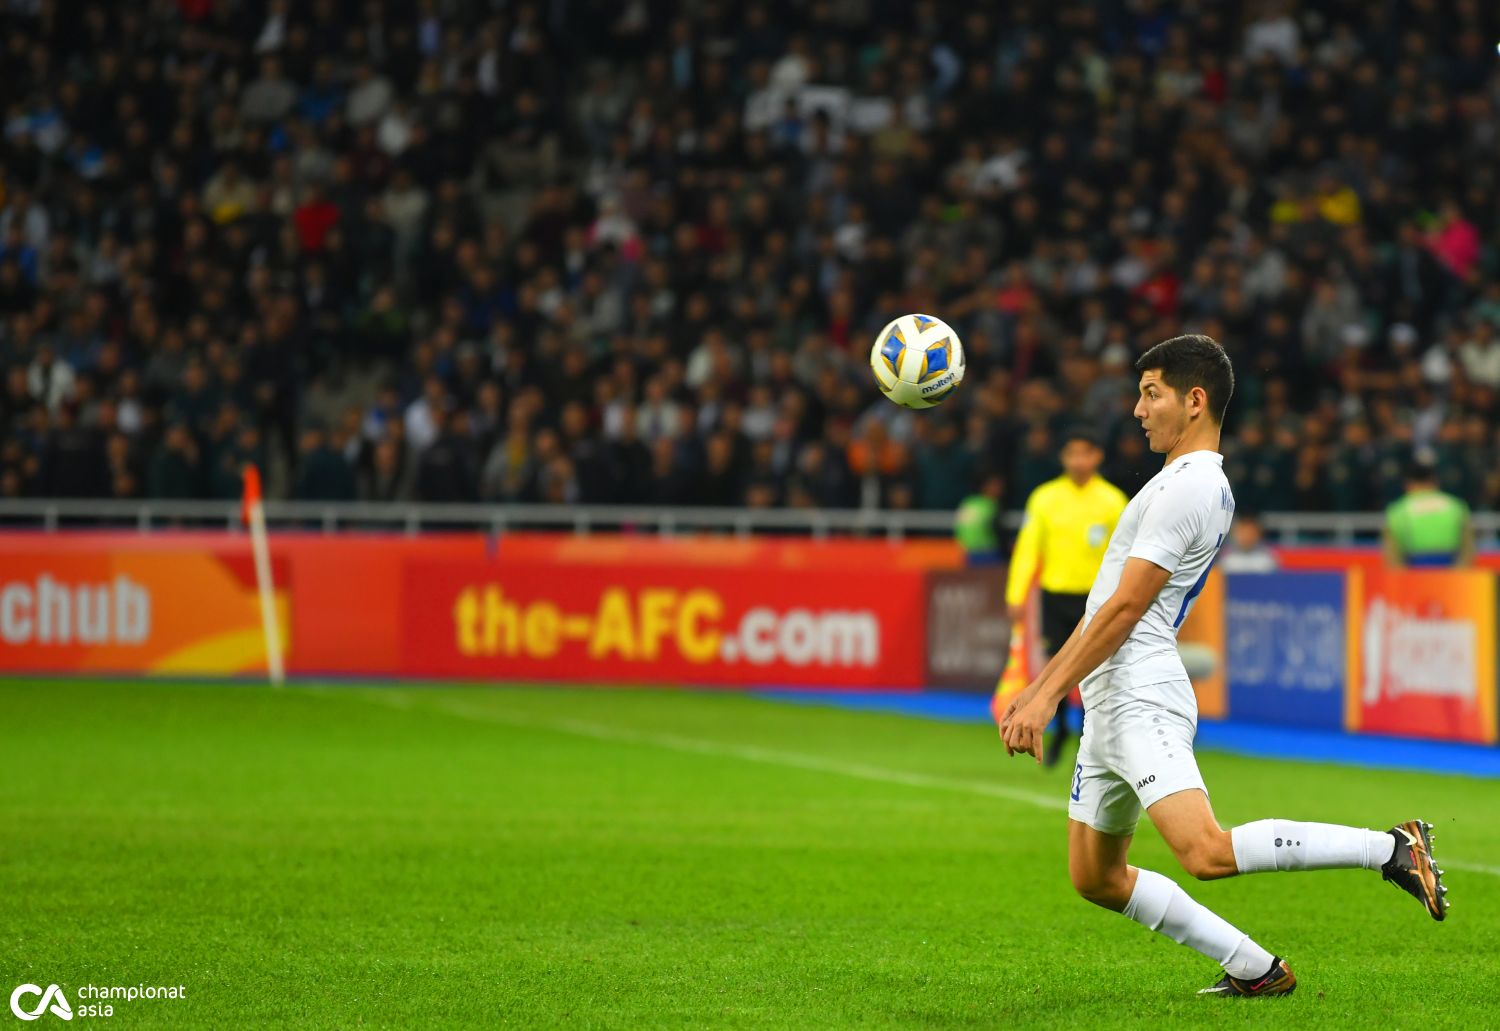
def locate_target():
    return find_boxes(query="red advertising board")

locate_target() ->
[0,538,289,676]
[495,533,964,571]
[0,532,947,683]
[0,531,494,677]
[400,559,928,687]
[15,529,1498,737]
[1345,567,1498,743]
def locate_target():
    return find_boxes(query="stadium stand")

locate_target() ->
[2,0,1499,514]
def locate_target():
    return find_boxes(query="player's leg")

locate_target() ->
[1143,788,1237,879]
[1142,730,1448,920]
[1147,788,1392,878]
[1229,808,1444,919]
[1067,728,1289,993]
[1067,817,1134,911]
[1067,816,1287,990]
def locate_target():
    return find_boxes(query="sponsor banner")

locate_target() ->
[1273,547,1500,575]
[1273,547,1381,573]
[923,568,1010,691]
[1225,573,1345,729]
[1345,568,1498,743]
[0,545,289,676]
[284,534,488,674]
[1178,569,1226,719]
[497,533,965,572]
[401,560,927,687]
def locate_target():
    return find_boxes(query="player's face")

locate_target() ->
[1134,370,1188,454]
[1060,440,1102,480]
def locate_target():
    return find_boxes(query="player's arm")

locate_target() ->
[1024,558,1169,709]
[998,614,1084,731]
[1001,559,1170,761]
[1003,479,1203,762]
[1002,487,1131,721]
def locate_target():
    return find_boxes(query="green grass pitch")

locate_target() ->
[2,680,1497,1029]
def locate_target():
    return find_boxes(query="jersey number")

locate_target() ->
[1172,534,1223,629]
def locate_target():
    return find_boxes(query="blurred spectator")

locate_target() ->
[39,404,109,498]
[955,473,1005,566]
[2,1,1499,518]
[1383,455,1473,569]
[147,424,202,500]
[1458,322,1500,391]
[1220,513,1279,574]
[916,419,975,511]
[604,407,652,503]
[241,56,298,124]
[415,409,477,502]
[293,426,356,502]
[363,435,414,502]
[404,377,448,454]
[26,344,75,415]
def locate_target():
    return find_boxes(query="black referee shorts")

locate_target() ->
[1039,590,1089,658]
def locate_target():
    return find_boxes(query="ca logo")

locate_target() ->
[9,984,72,1022]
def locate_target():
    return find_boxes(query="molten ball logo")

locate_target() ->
[10,984,72,1021]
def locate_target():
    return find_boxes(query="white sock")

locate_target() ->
[1231,820,1395,873]
[1123,868,1275,980]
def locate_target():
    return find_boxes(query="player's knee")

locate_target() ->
[1175,832,1236,881]
[1070,867,1131,910]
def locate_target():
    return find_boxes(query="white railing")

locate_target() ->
[0,499,1446,544]
[0,498,963,539]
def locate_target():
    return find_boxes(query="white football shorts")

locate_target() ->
[1066,684,1207,837]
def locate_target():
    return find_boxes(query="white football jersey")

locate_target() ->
[1080,450,1234,715]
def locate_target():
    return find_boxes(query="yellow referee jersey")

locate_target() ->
[1004,475,1128,606]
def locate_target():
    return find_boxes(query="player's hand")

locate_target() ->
[999,693,1021,728]
[1001,696,1057,764]
[997,693,1023,751]
[1006,603,1025,624]
[997,677,1042,753]
[996,680,1035,752]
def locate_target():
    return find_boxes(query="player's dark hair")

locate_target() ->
[1134,334,1234,425]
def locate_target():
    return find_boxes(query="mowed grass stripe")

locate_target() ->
[330,686,1500,879]
[339,687,1067,812]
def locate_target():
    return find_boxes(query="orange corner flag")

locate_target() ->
[241,464,263,526]
[991,608,1033,726]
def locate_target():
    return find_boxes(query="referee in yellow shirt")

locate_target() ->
[1005,427,1127,767]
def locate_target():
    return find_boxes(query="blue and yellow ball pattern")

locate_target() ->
[869,313,966,409]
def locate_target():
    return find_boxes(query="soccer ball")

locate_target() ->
[869,313,966,409]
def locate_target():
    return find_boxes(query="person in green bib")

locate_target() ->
[955,473,1005,566]
[1383,455,1473,568]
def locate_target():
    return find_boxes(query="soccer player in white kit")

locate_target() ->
[1000,335,1447,997]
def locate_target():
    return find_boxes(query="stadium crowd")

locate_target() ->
[3,0,1500,514]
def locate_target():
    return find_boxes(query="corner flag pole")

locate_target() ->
[242,465,285,686]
